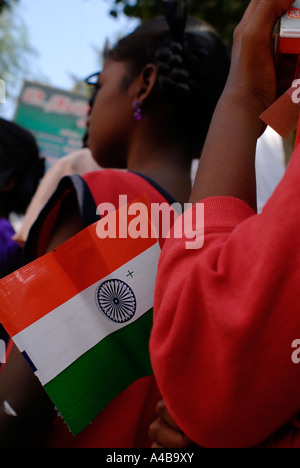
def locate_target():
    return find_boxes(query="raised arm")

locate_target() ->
[150,0,300,448]
[190,0,294,210]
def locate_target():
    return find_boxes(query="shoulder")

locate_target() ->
[83,169,176,208]
[24,170,175,262]
[52,148,100,175]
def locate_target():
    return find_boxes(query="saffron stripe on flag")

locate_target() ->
[13,243,160,386]
[0,204,157,337]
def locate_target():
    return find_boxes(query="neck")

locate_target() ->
[126,133,192,206]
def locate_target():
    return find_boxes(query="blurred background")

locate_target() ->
[0,0,249,167]
[0,0,249,113]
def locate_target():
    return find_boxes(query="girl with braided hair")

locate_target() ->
[0,7,229,448]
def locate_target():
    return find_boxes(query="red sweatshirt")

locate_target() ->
[150,139,300,448]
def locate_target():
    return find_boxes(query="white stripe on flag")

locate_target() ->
[13,243,160,385]
[0,339,6,364]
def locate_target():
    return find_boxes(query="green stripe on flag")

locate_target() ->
[44,309,154,435]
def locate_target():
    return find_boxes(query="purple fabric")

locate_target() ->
[0,218,22,279]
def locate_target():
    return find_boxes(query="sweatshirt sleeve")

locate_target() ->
[150,144,300,448]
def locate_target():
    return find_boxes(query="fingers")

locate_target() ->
[149,417,191,449]
[232,0,263,56]
[237,0,262,31]
[151,442,165,449]
[149,401,197,449]
[232,0,295,66]
[236,0,295,40]
[155,400,181,431]
[248,0,295,39]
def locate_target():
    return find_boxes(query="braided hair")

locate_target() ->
[107,16,230,159]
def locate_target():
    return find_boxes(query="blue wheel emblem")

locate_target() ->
[96,279,137,323]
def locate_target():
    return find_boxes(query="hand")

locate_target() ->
[149,400,196,449]
[190,0,295,207]
[225,0,295,114]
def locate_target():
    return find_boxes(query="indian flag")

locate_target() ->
[0,196,160,435]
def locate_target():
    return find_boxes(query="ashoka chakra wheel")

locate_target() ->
[96,279,137,323]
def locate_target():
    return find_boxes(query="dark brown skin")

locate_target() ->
[190,0,295,210]
[149,400,197,449]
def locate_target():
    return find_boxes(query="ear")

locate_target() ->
[134,64,158,109]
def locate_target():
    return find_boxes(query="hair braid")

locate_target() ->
[155,39,190,95]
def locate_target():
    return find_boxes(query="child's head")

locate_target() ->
[88,16,230,168]
[0,118,45,217]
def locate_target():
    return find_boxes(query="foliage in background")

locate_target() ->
[108,0,250,45]
[0,3,39,101]
[0,0,17,14]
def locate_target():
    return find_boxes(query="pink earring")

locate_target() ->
[133,100,142,121]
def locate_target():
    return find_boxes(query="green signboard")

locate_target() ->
[14,81,89,168]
